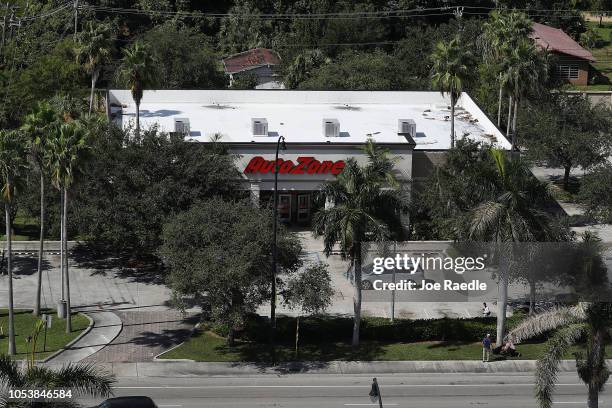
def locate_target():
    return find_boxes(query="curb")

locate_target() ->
[43,310,123,364]
[42,312,94,363]
[42,359,607,377]
[153,322,201,361]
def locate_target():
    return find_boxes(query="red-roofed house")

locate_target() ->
[222,48,284,89]
[530,22,596,86]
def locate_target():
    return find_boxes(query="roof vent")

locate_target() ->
[251,118,268,136]
[398,119,416,139]
[174,118,191,136]
[323,118,340,137]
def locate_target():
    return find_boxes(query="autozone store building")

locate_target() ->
[109,90,509,225]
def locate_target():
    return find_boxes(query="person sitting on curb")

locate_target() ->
[482,333,492,362]
[493,336,521,358]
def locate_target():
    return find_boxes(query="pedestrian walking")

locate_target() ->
[482,302,491,317]
[482,333,492,362]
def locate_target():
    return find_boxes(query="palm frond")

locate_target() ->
[0,355,22,388]
[509,304,587,343]
[535,323,587,408]
[53,363,115,399]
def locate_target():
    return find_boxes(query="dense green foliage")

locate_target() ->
[160,198,303,343]
[71,125,242,254]
[579,164,612,223]
[0,0,599,129]
[521,94,612,189]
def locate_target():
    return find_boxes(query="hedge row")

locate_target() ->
[211,313,528,344]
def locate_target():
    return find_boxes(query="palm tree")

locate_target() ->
[0,354,115,406]
[21,102,60,317]
[481,11,533,128]
[501,39,549,151]
[75,21,114,114]
[312,139,405,347]
[431,36,473,149]
[509,303,611,408]
[469,150,554,345]
[116,41,157,137]
[46,122,88,334]
[0,130,29,356]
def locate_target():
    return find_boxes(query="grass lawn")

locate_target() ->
[160,330,612,362]
[0,309,89,360]
[0,213,42,241]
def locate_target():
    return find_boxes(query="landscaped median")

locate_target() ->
[159,313,612,362]
[0,309,89,360]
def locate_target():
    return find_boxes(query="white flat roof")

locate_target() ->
[109,90,510,150]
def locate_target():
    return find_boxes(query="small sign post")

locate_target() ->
[42,314,51,352]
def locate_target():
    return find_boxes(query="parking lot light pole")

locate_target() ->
[271,135,286,361]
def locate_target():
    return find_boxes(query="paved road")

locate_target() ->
[80,372,610,407]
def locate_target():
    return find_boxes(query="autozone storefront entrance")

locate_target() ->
[229,142,414,226]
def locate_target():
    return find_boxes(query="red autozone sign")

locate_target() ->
[244,156,345,175]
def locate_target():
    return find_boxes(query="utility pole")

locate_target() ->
[73,0,79,39]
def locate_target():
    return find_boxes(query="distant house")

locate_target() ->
[530,22,596,86]
[222,48,284,89]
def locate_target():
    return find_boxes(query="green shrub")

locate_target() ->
[210,312,529,344]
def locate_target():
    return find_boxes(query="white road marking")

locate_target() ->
[113,383,583,389]
[344,404,398,406]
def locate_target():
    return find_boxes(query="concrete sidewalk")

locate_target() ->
[42,360,592,377]
[45,310,122,364]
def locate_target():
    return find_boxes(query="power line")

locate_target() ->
[79,4,609,20]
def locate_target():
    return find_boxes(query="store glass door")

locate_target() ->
[297,194,310,223]
[278,194,291,223]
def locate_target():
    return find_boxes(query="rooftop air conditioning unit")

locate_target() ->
[174,118,191,136]
[323,118,340,138]
[398,119,416,139]
[251,118,268,136]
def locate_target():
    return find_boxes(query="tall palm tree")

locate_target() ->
[510,303,611,408]
[46,122,88,333]
[431,36,473,148]
[312,140,405,347]
[0,130,29,356]
[469,150,554,345]
[116,41,157,137]
[501,39,549,151]
[75,21,114,115]
[21,102,60,317]
[481,11,533,128]
[0,354,115,406]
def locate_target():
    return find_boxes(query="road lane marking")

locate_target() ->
[344,404,398,406]
[113,383,583,389]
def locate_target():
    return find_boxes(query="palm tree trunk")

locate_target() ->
[352,241,362,349]
[450,94,456,148]
[89,70,99,115]
[497,77,503,127]
[135,101,141,138]
[529,278,536,316]
[5,201,16,355]
[496,272,508,347]
[295,315,300,359]
[587,328,605,408]
[511,97,519,152]
[588,384,599,408]
[33,171,45,316]
[59,189,64,307]
[64,187,72,333]
[506,95,513,139]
